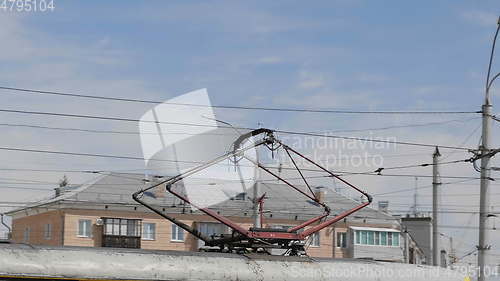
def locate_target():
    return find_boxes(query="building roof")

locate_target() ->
[6,173,396,225]
[350,226,400,232]
[401,217,432,222]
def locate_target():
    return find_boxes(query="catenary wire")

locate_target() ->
[0,86,480,114]
[0,107,477,150]
[0,117,479,136]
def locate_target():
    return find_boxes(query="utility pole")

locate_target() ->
[478,87,493,281]
[403,227,409,264]
[432,147,441,266]
[478,17,499,281]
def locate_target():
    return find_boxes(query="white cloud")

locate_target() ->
[461,10,498,27]
[299,79,325,90]
[0,14,158,209]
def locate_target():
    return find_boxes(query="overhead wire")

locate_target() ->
[0,107,477,150]
[0,145,482,188]
[372,179,478,196]
[377,192,500,198]
[308,117,480,134]
[0,117,480,136]
[0,198,494,216]
[441,123,482,161]
[274,129,473,151]
[0,122,238,136]
[0,86,480,114]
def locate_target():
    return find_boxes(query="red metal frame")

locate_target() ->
[275,142,372,238]
[257,193,266,227]
[134,128,372,246]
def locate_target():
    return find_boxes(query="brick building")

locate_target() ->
[6,173,423,262]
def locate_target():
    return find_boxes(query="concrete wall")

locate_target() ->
[0,244,467,281]
[401,217,432,264]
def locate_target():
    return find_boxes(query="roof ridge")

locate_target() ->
[5,173,108,215]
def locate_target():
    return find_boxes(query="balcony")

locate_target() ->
[102,218,141,249]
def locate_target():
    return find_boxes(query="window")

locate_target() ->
[198,222,226,237]
[101,218,141,249]
[336,232,347,248]
[197,222,226,247]
[43,224,52,240]
[127,219,138,236]
[361,230,368,244]
[392,232,399,246]
[142,223,156,240]
[380,232,387,245]
[353,229,399,247]
[120,220,128,236]
[104,218,115,235]
[367,231,374,245]
[103,218,140,237]
[310,232,320,247]
[23,227,30,242]
[171,224,184,242]
[78,219,92,237]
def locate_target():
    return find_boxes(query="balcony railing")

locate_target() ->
[102,235,140,248]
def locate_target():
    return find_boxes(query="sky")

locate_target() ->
[1,0,500,268]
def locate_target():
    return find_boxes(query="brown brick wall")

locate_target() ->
[332,226,349,258]
[63,209,197,249]
[11,210,64,246]
[11,208,393,259]
[305,227,333,258]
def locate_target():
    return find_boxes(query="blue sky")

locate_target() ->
[1,0,500,266]
[12,0,499,113]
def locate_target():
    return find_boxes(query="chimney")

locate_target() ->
[378,201,389,213]
[54,187,61,198]
[314,186,326,203]
[151,175,166,198]
[315,191,324,203]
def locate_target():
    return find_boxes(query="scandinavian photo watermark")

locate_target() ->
[271,132,398,170]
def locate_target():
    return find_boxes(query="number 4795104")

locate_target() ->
[0,0,55,12]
